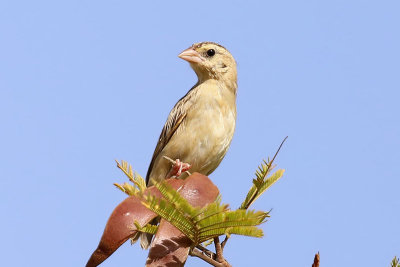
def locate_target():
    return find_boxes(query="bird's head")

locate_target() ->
[178,42,237,90]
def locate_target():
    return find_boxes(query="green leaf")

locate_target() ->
[139,180,268,245]
[112,149,285,247]
[134,221,158,235]
[114,160,146,196]
[240,158,285,210]
[240,137,287,210]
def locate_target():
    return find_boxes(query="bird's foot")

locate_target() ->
[164,157,191,178]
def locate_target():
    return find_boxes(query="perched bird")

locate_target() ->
[146,42,238,185]
[141,42,237,249]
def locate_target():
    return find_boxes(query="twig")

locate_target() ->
[270,136,287,167]
[221,235,229,250]
[196,244,215,258]
[312,252,320,267]
[190,248,225,267]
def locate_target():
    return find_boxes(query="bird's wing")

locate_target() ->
[146,87,197,184]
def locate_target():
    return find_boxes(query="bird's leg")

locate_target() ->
[164,156,191,178]
[168,159,191,178]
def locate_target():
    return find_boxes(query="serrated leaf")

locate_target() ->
[115,160,146,196]
[138,180,269,245]
[112,156,284,247]
[133,221,158,235]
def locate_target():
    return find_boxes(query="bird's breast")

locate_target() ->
[180,89,236,174]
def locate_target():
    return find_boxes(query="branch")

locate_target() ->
[221,236,229,250]
[190,249,225,267]
[214,237,224,263]
[190,238,232,267]
[196,245,215,258]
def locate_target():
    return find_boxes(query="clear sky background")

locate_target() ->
[1,1,399,266]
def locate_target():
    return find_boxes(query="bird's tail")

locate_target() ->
[139,232,153,249]
[130,217,158,249]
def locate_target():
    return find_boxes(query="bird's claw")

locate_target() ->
[164,157,191,178]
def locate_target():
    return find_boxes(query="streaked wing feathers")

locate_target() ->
[146,87,197,184]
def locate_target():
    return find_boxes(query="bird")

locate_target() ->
[146,41,238,185]
[141,42,238,248]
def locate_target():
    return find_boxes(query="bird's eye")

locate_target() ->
[206,49,215,57]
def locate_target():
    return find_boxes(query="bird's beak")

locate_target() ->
[178,47,204,63]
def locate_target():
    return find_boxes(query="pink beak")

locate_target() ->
[178,47,204,63]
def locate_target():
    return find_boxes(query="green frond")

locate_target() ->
[201,239,214,247]
[225,226,264,237]
[133,221,158,235]
[240,157,285,210]
[240,137,287,210]
[114,182,127,193]
[197,209,268,242]
[154,180,198,216]
[114,182,138,195]
[240,169,285,209]
[198,209,268,230]
[112,155,285,247]
[199,226,264,241]
[391,256,400,267]
[134,172,147,191]
[115,160,146,195]
[192,201,229,223]
[140,189,196,240]
[139,180,268,245]
[116,160,134,180]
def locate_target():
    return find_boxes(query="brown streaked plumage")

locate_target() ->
[146,42,238,185]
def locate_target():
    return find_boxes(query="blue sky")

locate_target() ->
[1,1,399,266]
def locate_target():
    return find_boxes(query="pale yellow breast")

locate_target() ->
[149,80,236,182]
[170,81,235,173]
